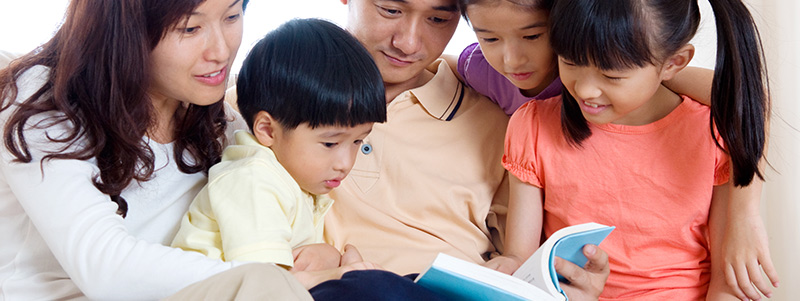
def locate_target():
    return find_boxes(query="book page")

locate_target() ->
[512,236,558,295]
[512,222,614,300]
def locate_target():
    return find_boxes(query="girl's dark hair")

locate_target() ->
[458,0,555,21]
[236,18,386,131]
[549,0,769,186]
[0,0,249,217]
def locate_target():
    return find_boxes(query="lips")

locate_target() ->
[508,72,533,81]
[579,100,608,115]
[325,179,341,188]
[195,67,227,86]
[384,53,413,67]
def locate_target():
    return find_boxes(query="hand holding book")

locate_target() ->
[552,244,610,301]
[415,222,614,301]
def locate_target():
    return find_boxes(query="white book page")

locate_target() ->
[512,239,559,296]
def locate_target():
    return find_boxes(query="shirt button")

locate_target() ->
[361,143,373,155]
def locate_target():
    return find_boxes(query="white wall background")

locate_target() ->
[1,0,797,299]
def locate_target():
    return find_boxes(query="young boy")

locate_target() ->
[171,18,386,288]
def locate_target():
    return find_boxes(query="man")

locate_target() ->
[325,0,509,275]
[322,0,608,298]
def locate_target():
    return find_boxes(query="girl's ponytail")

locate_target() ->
[707,0,770,186]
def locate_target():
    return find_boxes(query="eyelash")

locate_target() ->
[226,13,241,22]
[523,34,542,40]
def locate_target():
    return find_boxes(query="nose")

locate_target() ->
[203,25,231,63]
[333,148,356,173]
[504,41,528,71]
[391,19,423,55]
[572,74,602,100]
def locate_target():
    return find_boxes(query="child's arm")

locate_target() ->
[663,66,713,105]
[707,178,779,301]
[710,171,779,301]
[292,243,343,272]
[707,182,741,300]
[667,66,779,299]
[482,174,543,274]
[725,180,778,300]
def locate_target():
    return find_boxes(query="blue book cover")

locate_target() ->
[416,223,613,301]
[549,226,615,287]
[415,253,559,301]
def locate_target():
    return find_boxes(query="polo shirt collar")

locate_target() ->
[406,58,465,121]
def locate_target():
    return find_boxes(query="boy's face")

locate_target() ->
[342,0,459,89]
[268,121,373,195]
[468,1,557,97]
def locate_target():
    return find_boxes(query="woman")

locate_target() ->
[0,0,303,299]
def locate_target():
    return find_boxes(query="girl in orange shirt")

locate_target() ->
[485,0,775,299]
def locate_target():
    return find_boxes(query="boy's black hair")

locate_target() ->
[549,0,769,187]
[237,18,386,131]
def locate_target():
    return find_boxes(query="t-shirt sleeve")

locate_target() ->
[458,43,527,115]
[458,43,499,105]
[712,124,731,186]
[207,164,296,266]
[502,101,544,187]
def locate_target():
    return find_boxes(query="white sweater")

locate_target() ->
[0,66,247,300]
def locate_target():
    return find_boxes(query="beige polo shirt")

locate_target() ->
[325,59,510,275]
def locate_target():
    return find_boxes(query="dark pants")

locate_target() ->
[310,270,445,301]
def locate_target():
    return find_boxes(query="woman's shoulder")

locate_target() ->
[7,65,51,103]
[222,101,248,147]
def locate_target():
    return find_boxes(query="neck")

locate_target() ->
[615,84,682,126]
[148,94,182,143]
[383,69,435,104]
[520,70,558,98]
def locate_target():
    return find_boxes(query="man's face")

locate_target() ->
[343,0,459,88]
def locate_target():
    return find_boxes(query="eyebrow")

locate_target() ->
[380,0,459,13]
[319,128,373,139]
[472,21,548,33]
[319,130,348,138]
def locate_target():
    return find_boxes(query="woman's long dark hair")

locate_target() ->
[549,0,769,186]
[0,0,248,216]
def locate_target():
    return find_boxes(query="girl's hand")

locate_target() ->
[556,244,609,301]
[720,213,779,301]
[482,255,524,275]
[292,243,342,272]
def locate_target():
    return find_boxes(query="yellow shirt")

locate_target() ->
[172,131,333,267]
[325,59,510,275]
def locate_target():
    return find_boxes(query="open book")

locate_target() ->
[414,222,614,301]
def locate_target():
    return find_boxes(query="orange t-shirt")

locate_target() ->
[503,96,730,300]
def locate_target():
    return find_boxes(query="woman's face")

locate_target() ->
[148,0,244,107]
